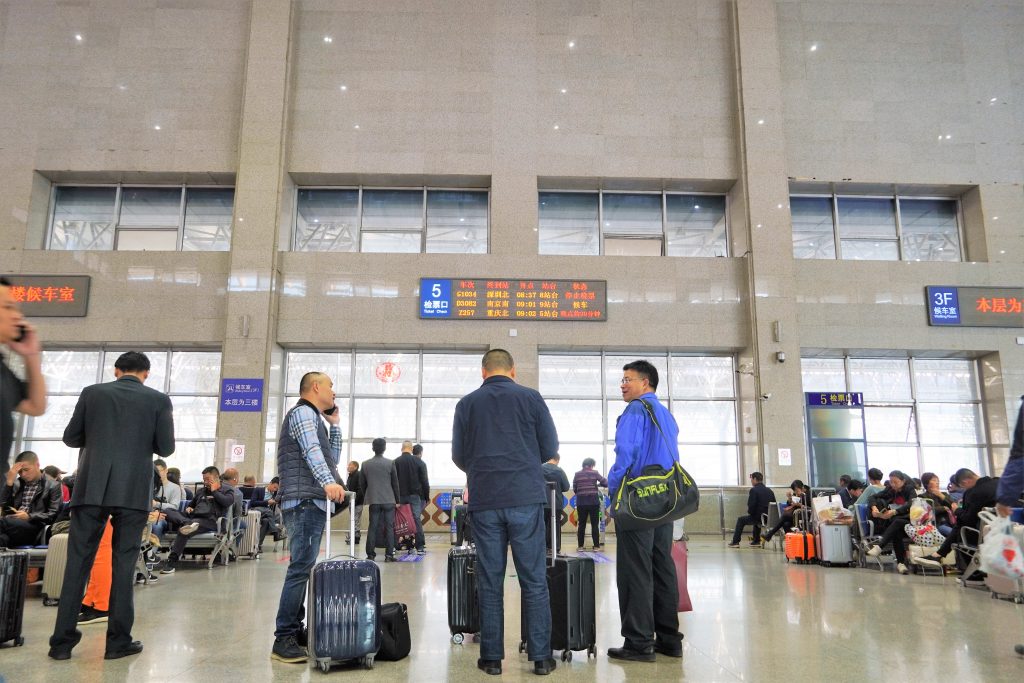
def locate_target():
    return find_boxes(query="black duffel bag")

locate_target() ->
[376,602,411,661]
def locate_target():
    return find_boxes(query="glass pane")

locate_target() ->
[361,190,422,230]
[41,350,101,394]
[547,400,603,442]
[360,231,421,253]
[666,194,728,257]
[538,192,599,255]
[263,441,277,481]
[808,408,865,439]
[421,354,483,396]
[603,354,668,396]
[169,352,222,394]
[836,197,896,239]
[810,441,867,488]
[285,352,352,396]
[420,398,459,440]
[917,403,984,445]
[558,443,607,488]
[800,358,846,393]
[418,442,463,487]
[171,441,216,483]
[913,359,978,401]
[670,357,735,398]
[119,187,181,226]
[25,396,79,439]
[679,444,738,487]
[102,350,168,392]
[671,401,736,443]
[280,396,350,440]
[170,396,218,439]
[50,186,116,250]
[899,199,960,262]
[295,189,359,252]
[425,191,488,254]
[863,406,916,443]
[115,229,178,251]
[602,194,662,236]
[839,239,899,261]
[790,197,835,259]
[920,447,982,482]
[603,238,662,256]
[848,359,911,401]
[183,188,233,251]
[351,398,416,439]
[354,352,419,396]
[21,441,81,476]
[538,355,602,397]
[865,445,919,478]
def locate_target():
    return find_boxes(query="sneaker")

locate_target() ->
[608,646,656,662]
[533,657,557,675]
[866,545,882,557]
[179,522,200,536]
[416,549,426,556]
[159,560,177,575]
[77,605,108,625]
[748,542,761,548]
[270,635,307,663]
[384,556,396,563]
[727,542,740,548]
[897,563,909,575]
[577,547,586,552]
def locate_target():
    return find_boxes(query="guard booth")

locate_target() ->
[804,392,867,488]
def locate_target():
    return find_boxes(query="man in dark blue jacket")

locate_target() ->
[452,349,559,677]
[996,396,1023,518]
[607,360,684,662]
[728,471,777,547]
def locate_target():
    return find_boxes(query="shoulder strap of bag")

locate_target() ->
[635,398,680,465]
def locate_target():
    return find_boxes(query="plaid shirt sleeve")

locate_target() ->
[286,405,338,488]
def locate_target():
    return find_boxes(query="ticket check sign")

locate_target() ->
[927,286,1024,328]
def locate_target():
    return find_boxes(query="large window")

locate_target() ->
[294,188,489,254]
[539,353,739,486]
[278,351,484,486]
[791,194,961,262]
[538,192,728,257]
[800,357,987,482]
[14,350,222,481]
[48,185,234,251]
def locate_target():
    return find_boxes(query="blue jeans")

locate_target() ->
[400,494,425,550]
[274,500,326,639]
[473,504,551,662]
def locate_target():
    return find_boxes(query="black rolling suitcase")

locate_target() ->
[0,548,28,647]
[308,492,381,673]
[447,544,479,644]
[520,486,597,662]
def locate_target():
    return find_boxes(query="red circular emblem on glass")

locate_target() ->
[375,362,401,383]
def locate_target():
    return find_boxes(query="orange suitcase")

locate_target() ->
[785,531,816,563]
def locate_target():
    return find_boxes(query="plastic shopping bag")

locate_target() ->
[979,516,1024,579]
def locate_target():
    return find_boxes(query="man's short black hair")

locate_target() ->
[14,450,38,464]
[270,476,280,485]
[114,351,151,373]
[867,467,883,482]
[954,468,978,486]
[154,459,167,469]
[0,277,12,287]
[848,480,864,491]
[750,471,764,483]
[202,465,220,477]
[412,444,423,456]
[482,349,514,372]
[839,474,852,486]
[623,360,659,391]
[372,437,387,455]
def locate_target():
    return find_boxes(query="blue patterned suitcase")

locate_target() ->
[308,494,381,672]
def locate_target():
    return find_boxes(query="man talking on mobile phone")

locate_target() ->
[271,371,346,664]
[0,277,47,476]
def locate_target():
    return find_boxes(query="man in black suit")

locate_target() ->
[48,351,175,661]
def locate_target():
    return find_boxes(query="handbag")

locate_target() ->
[611,398,699,531]
[671,540,693,612]
[376,602,412,661]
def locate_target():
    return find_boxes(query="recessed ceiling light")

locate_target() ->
[313,219,320,223]
[459,217,465,222]
[694,205,700,210]
[756,223,762,228]
[777,203,783,209]
[553,124,559,130]
[945,134,951,139]
[153,125,161,130]
[238,217,244,222]
[1000,250,1005,254]
[353,124,360,129]
[560,88,567,94]
[568,41,575,48]
[993,216,999,220]
[323,36,333,43]
[810,44,818,52]
[118,84,127,91]
[340,85,347,91]
[75,34,83,41]
[990,97,997,102]
[757,119,765,125]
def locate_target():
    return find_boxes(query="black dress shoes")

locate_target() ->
[608,645,656,662]
[477,658,502,675]
[104,641,144,660]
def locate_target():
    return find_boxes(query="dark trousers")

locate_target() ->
[366,504,395,559]
[876,515,911,563]
[764,512,796,540]
[577,505,600,548]
[731,514,762,545]
[50,505,149,652]
[543,507,562,553]
[0,516,41,547]
[163,508,217,558]
[615,522,683,652]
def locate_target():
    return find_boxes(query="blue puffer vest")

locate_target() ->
[277,399,343,505]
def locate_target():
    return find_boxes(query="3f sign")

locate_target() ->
[933,291,954,306]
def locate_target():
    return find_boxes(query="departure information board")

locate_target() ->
[419,278,608,321]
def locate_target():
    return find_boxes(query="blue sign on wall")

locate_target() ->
[221,378,264,412]
[420,279,452,318]
[805,392,864,407]
[926,286,961,325]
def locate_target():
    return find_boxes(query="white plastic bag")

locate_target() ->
[979,515,1024,579]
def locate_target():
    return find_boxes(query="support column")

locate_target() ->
[215,0,294,478]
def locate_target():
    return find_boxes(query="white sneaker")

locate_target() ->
[914,557,941,568]
[866,545,882,557]
[179,523,200,536]
[897,563,909,575]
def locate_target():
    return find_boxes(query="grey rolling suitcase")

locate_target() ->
[816,523,854,567]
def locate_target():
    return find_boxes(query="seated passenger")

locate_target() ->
[865,470,917,574]
[150,458,182,539]
[856,468,886,504]
[255,477,284,553]
[836,474,853,507]
[921,468,1000,567]
[920,472,956,537]
[220,468,244,519]
[159,466,234,574]
[762,480,810,543]
[42,465,70,503]
[728,471,776,548]
[846,480,865,505]
[243,474,257,487]
[0,450,61,547]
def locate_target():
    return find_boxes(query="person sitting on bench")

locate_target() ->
[159,466,234,573]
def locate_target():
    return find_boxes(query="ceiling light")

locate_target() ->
[340,85,347,91]
[353,124,360,129]
[560,88,567,94]
[757,119,765,125]
[694,205,700,209]
[1000,250,1005,254]
[990,97,997,102]
[777,203,783,209]
[756,223,762,228]
[153,125,161,130]
[459,217,465,222]
[945,134,951,139]
[323,36,333,43]
[553,124,559,130]
[568,41,575,48]
[75,34,83,41]
[118,84,127,91]
[993,216,999,220]
[810,44,818,52]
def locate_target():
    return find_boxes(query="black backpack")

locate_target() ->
[376,602,411,661]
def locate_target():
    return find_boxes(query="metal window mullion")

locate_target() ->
[45,184,59,249]
[421,189,428,253]
[893,194,904,261]
[955,198,966,261]
[415,351,424,442]
[831,194,841,260]
[908,357,926,476]
[177,185,187,251]
[292,187,301,251]
[661,191,668,257]
[347,351,356,458]
[112,185,124,251]
[597,190,605,255]
[356,188,364,253]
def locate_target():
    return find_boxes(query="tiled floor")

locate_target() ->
[2,536,1023,682]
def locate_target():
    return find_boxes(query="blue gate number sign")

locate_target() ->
[221,378,264,412]
[421,279,452,318]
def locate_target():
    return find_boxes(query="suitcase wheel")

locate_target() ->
[452,632,465,645]
[14,636,24,647]
[363,655,374,670]
[822,562,831,568]
[315,659,330,673]
[472,633,480,643]
[518,641,526,653]
[588,645,596,658]
[561,650,572,662]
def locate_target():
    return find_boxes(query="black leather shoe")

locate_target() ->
[608,646,656,662]
[48,630,82,660]
[477,658,502,675]
[655,642,683,658]
[104,641,144,660]
[384,556,396,562]
[533,657,557,675]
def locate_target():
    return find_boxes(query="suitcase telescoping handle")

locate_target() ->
[549,482,557,568]
[323,490,357,559]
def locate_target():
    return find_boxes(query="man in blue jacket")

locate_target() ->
[452,349,559,677]
[996,396,1023,517]
[608,360,684,662]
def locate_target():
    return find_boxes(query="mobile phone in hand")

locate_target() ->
[14,325,26,342]
[323,405,337,416]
